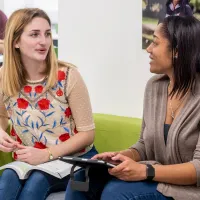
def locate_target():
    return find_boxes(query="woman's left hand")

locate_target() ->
[15,144,49,165]
[108,154,146,181]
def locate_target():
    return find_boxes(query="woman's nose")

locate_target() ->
[146,43,152,54]
[39,35,47,45]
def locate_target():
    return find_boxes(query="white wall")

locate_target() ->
[3,0,58,23]
[58,0,152,118]
[0,0,4,11]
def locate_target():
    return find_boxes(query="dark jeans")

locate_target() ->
[0,146,98,200]
[66,169,174,200]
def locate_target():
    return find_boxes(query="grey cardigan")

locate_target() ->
[131,75,200,200]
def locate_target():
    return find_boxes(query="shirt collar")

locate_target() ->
[169,3,180,11]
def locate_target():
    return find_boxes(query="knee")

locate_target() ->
[0,169,19,186]
[22,171,48,193]
[2,169,18,179]
[101,181,121,200]
[101,179,130,200]
[28,171,48,184]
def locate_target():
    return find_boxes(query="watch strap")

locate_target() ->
[146,164,155,181]
[47,148,54,160]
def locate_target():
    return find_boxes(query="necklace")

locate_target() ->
[168,83,188,119]
[26,76,48,84]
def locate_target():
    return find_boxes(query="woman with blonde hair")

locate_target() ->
[0,8,97,199]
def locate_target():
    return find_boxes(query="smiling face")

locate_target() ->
[146,23,173,76]
[15,17,52,63]
[173,0,180,4]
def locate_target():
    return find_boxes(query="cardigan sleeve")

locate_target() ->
[129,75,163,161]
[130,117,147,161]
[129,76,155,161]
[190,131,200,187]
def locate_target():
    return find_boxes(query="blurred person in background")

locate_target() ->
[0,10,7,54]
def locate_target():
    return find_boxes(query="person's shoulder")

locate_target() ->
[58,61,76,71]
[57,61,81,82]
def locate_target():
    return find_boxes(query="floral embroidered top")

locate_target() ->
[0,66,95,157]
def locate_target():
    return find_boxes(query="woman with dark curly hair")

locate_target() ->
[165,0,193,17]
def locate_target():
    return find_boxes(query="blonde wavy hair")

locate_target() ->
[1,8,69,96]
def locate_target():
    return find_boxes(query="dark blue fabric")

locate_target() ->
[0,146,98,200]
[164,124,171,144]
[65,170,174,200]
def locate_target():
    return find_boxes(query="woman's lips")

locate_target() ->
[36,49,47,54]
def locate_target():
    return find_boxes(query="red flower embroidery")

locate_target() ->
[56,88,63,96]
[10,127,17,136]
[34,142,47,149]
[74,128,78,134]
[59,133,70,142]
[16,136,22,144]
[17,98,29,109]
[58,70,66,81]
[14,152,18,160]
[35,85,43,93]
[24,85,32,93]
[65,107,72,118]
[80,148,86,153]
[38,99,50,110]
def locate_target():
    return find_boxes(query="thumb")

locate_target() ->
[16,144,26,149]
[112,153,128,162]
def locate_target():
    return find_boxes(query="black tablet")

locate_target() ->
[59,156,116,168]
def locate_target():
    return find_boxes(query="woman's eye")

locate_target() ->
[31,33,39,37]
[152,41,157,46]
[46,32,51,37]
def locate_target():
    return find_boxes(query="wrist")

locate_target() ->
[127,149,135,160]
[45,148,54,161]
[145,164,155,181]
[140,164,147,180]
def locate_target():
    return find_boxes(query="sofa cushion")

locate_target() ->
[94,114,141,152]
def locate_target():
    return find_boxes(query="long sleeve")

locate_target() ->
[66,68,95,132]
[130,117,147,161]
[190,129,200,187]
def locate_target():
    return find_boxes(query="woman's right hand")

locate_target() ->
[0,128,18,152]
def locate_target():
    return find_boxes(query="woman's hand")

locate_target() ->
[108,154,146,181]
[0,128,19,152]
[15,144,49,165]
[91,152,121,165]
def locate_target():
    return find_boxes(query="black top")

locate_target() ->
[164,124,171,144]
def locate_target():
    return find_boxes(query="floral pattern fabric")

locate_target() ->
[2,67,94,157]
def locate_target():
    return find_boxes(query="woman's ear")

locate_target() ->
[174,47,178,59]
[174,52,178,59]
[15,44,19,49]
[14,41,20,49]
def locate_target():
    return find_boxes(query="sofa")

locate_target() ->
[0,113,142,200]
